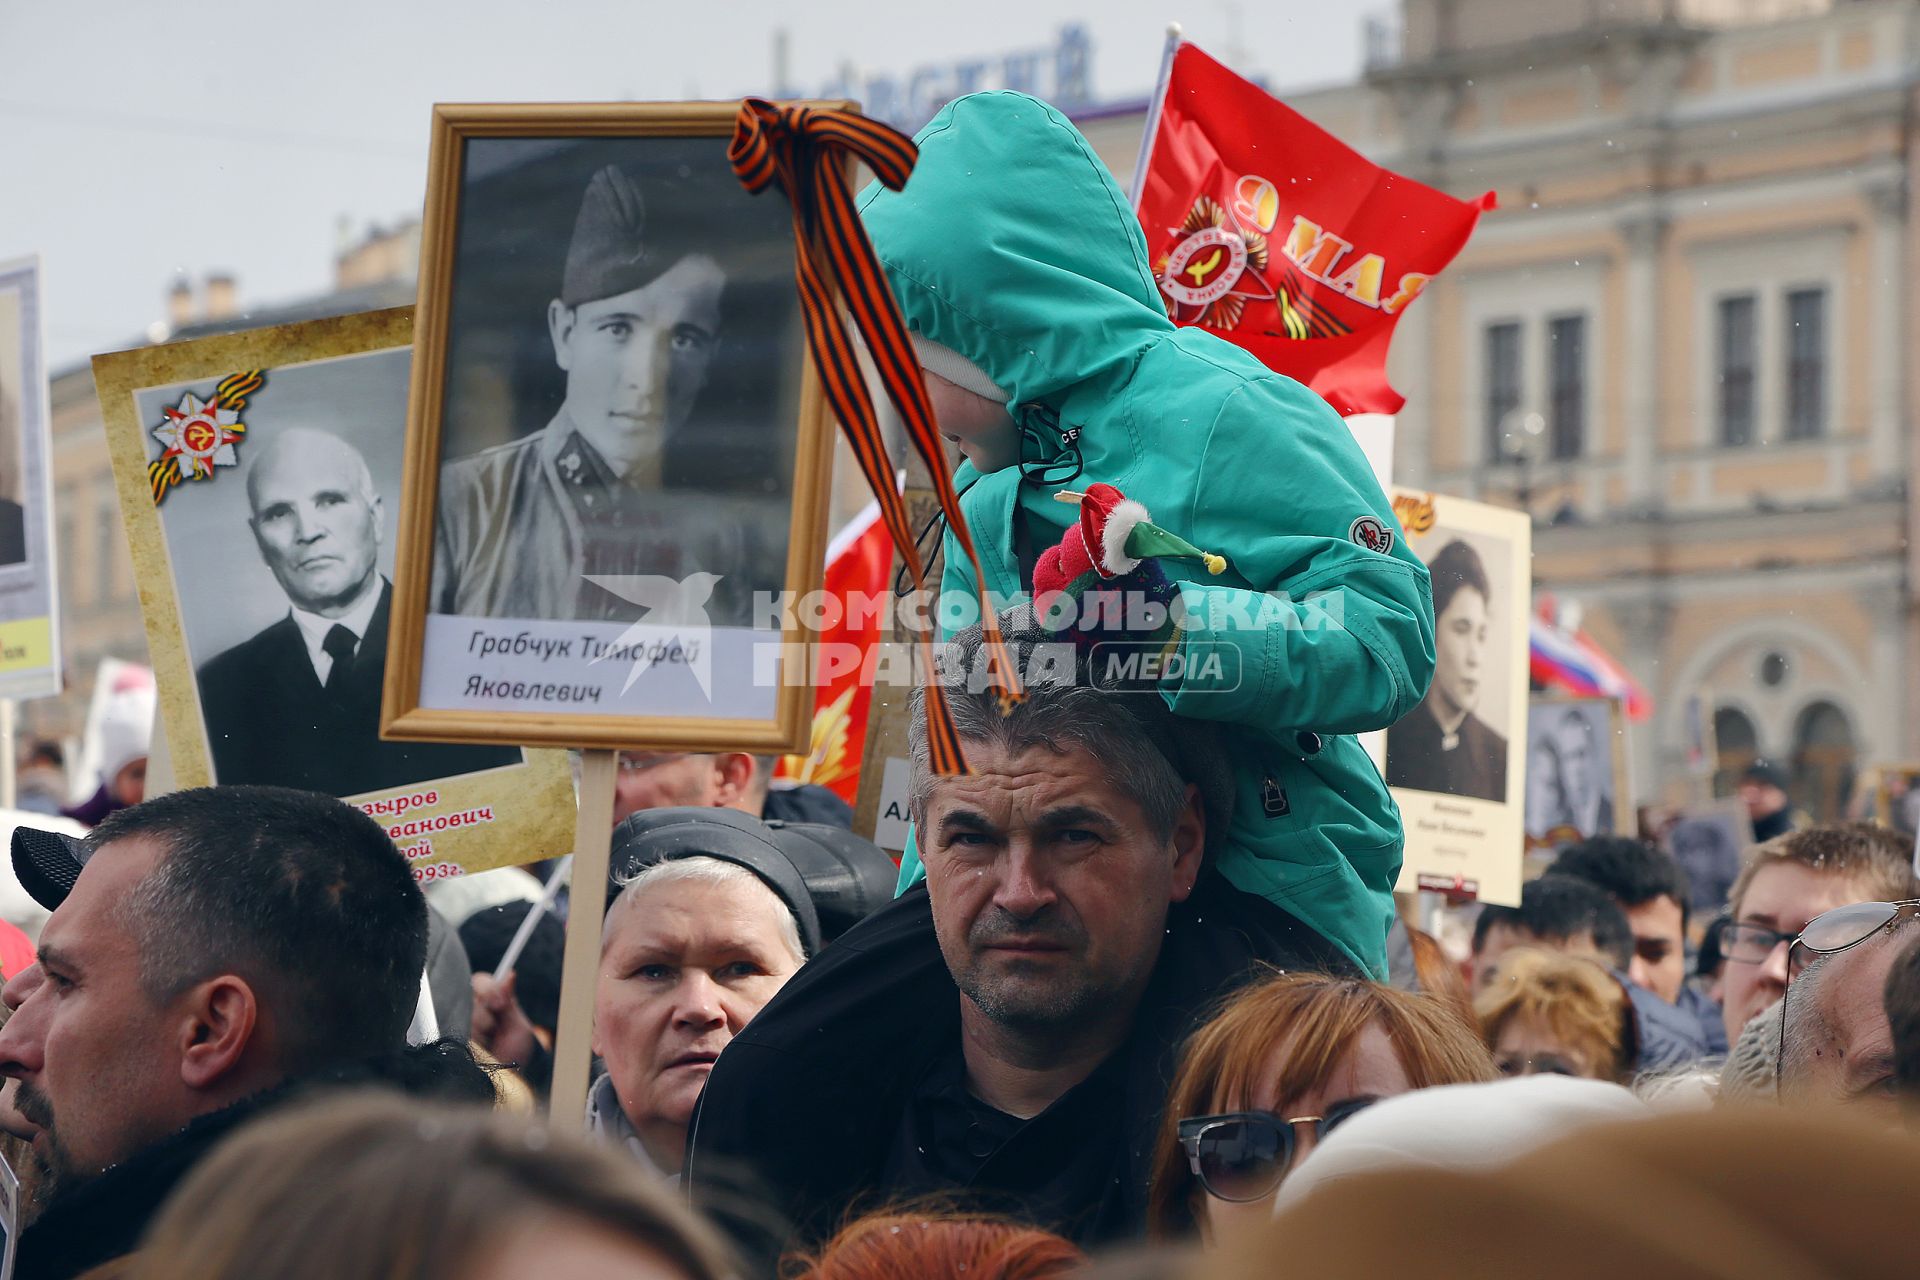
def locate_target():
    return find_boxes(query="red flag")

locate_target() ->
[1136,43,1494,416]
[776,494,895,805]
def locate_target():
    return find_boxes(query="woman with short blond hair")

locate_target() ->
[1474,946,1633,1084]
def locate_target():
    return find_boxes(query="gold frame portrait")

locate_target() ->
[93,309,577,878]
[382,102,840,753]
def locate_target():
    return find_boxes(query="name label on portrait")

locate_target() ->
[419,616,781,720]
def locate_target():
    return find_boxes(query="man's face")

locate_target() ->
[1431,588,1489,719]
[0,838,181,1194]
[591,874,800,1159]
[1472,923,1609,995]
[1720,862,1870,1047]
[1781,934,1902,1120]
[918,740,1203,1034]
[613,753,721,823]
[1556,720,1596,813]
[1740,779,1788,821]
[549,256,723,473]
[247,432,382,615]
[1624,894,1686,1004]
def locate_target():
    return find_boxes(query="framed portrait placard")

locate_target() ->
[1524,693,1632,854]
[93,310,576,881]
[1383,489,1531,907]
[0,257,61,701]
[382,102,836,753]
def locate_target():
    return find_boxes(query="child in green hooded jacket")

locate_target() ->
[863,91,1436,978]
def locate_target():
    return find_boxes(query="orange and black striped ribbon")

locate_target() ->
[730,98,1023,777]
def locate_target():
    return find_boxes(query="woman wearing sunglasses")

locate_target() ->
[1147,972,1495,1244]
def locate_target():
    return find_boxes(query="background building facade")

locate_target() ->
[1081,0,1913,818]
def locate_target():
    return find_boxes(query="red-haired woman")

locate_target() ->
[1148,971,1495,1245]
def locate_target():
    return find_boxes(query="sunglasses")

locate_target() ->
[1787,899,1920,970]
[1176,1096,1377,1203]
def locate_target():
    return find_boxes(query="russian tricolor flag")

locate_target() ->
[1530,613,1651,722]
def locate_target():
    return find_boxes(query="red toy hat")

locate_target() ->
[1032,483,1226,597]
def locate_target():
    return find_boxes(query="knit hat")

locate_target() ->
[909,331,1008,403]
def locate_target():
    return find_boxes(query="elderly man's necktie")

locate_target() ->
[323,624,357,700]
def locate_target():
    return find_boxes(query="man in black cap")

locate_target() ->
[1739,759,1804,843]
[0,787,490,1279]
[432,164,759,623]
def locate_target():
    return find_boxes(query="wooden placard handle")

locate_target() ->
[548,748,618,1130]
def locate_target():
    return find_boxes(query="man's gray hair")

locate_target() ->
[907,614,1233,850]
[1720,999,1782,1104]
[609,854,807,966]
[244,426,381,514]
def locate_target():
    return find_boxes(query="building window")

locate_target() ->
[1483,321,1521,461]
[1790,699,1854,821]
[1784,287,1826,440]
[1711,706,1758,799]
[1716,294,1756,447]
[1546,314,1585,460]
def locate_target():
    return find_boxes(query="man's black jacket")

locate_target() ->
[685,872,1353,1250]
[17,1043,495,1280]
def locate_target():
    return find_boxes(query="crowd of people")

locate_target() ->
[3,87,1919,1278]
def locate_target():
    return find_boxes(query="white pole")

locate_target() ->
[0,700,16,812]
[492,854,573,982]
[1128,22,1185,209]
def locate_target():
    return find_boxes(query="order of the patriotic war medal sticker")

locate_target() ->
[147,369,265,504]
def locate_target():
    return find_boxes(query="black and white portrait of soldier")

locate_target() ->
[431,144,800,628]
[196,426,520,796]
[1387,536,1510,803]
[1525,701,1616,845]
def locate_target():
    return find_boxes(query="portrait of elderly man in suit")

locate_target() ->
[432,163,775,627]
[197,426,520,796]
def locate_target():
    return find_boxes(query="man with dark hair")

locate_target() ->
[1549,837,1689,1003]
[1469,875,1633,995]
[0,786,481,1279]
[1739,760,1803,843]
[1550,835,1727,1055]
[687,617,1348,1247]
[1471,873,1709,1070]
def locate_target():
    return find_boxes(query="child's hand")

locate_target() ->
[1031,483,1185,684]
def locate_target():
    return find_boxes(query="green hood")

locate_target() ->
[858,91,1172,409]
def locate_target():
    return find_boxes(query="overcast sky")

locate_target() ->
[1,0,1378,369]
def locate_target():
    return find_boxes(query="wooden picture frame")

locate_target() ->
[1873,762,1920,837]
[1523,692,1633,853]
[92,309,577,879]
[0,257,61,701]
[382,103,839,753]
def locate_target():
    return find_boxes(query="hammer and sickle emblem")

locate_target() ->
[1185,248,1224,285]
